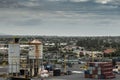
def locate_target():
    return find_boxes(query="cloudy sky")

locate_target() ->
[0,0,120,36]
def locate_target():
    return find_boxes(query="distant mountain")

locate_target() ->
[0,33,6,35]
[0,33,13,38]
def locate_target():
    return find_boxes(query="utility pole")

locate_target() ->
[64,55,67,73]
[92,49,94,62]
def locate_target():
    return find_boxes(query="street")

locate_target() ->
[31,73,120,80]
[31,63,120,80]
[1,64,120,80]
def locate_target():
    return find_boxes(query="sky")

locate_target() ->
[0,0,120,36]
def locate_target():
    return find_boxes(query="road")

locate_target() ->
[31,73,120,80]
[51,63,120,80]
[1,64,120,80]
[32,63,120,80]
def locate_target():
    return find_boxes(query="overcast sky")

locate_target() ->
[0,0,120,36]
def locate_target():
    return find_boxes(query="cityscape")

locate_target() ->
[1,0,120,80]
[0,36,120,80]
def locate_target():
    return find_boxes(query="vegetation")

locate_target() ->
[1,36,120,58]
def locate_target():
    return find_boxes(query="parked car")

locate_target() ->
[78,61,86,64]
[44,64,54,71]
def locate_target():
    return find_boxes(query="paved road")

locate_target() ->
[31,73,120,80]
[1,64,120,80]
[1,73,120,80]
[31,63,120,80]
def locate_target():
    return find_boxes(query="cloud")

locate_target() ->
[19,1,40,7]
[0,1,119,36]
[69,0,89,2]
[0,0,119,18]
[14,19,42,26]
[0,7,120,36]
[95,0,112,4]
[0,0,119,12]
[0,9,43,27]
[48,0,67,1]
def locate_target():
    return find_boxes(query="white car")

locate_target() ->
[78,61,86,64]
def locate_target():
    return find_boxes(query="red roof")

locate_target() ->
[104,48,116,54]
[30,39,42,45]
